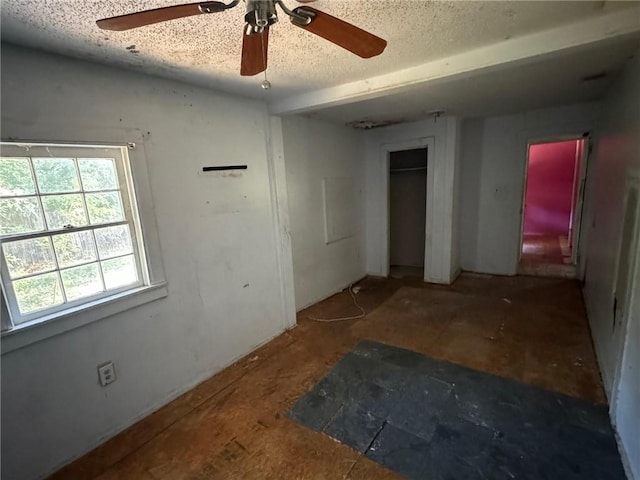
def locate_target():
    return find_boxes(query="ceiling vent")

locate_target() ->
[347,119,401,130]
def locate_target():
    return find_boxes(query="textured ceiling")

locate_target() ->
[1,0,637,103]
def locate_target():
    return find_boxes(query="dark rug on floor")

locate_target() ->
[287,341,626,480]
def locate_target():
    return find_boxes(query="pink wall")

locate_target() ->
[523,140,580,236]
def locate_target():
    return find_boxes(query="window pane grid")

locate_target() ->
[56,270,68,305]
[7,228,139,280]
[5,232,137,279]
[0,220,129,242]
[2,236,58,280]
[97,251,135,264]
[11,268,58,282]
[81,192,91,228]
[7,231,141,312]
[28,157,49,235]
[5,189,121,200]
[2,157,125,230]
[0,192,43,199]
[0,157,36,196]
[52,228,97,273]
[1,147,145,323]
[7,265,59,281]
[34,189,120,198]
[0,156,127,236]
[90,228,108,294]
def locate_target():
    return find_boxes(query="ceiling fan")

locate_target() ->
[96,0,387,77]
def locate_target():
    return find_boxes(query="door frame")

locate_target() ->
[610,168,640,419]
[381,138,435,282]
[518,134,590,265]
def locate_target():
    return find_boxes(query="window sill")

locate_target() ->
[1,283,168,354]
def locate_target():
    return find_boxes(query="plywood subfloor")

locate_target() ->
[52,274,606,479]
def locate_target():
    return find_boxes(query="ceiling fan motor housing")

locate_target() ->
[245,0,278,29]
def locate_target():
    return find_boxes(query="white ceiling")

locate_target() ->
[1,0,640,123]
[306,34,640,123]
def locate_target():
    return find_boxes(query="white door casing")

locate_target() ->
[381,139,435,281]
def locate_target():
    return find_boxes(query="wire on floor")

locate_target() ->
[307,284,366,323]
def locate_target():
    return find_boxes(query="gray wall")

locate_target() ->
[458,102,601,275]
[1,45,290,479]
[281,116,366,310]
[389,149,427,268]
[581,52,640,479]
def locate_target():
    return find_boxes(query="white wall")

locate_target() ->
[458,102,601,275]
[364,117,459,284]
[281,116,366,310]
[581,53,640,479]
[1,45,293,480]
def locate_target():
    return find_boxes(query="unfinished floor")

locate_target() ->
[52,274,607,479]
[519,235,576,278]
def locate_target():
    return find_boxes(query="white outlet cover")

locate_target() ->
[98,362,116,387]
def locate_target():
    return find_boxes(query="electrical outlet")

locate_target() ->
[98,362,116,387]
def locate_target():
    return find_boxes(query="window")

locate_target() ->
[0,143,150,328]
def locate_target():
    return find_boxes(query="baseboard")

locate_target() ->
[44,326,290,479]
[296,274,367,312]
[446,267,462,284]
[616,430,636,480]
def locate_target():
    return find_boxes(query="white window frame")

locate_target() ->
[1,138,167,353]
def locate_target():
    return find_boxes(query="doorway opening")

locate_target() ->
[389,148,428,279]
[519,138,586,277]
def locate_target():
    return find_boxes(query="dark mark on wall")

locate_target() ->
[126,45,136,50]
[243,284,249,288]
[202,165,248,172]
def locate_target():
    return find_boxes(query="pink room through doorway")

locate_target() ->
[520,138,585,276]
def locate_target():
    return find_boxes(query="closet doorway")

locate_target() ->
[389,148,428,279]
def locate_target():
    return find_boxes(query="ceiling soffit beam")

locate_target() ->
[269,8,640,116]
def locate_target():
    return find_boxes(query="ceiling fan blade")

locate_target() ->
[241,25,269,76]
[96,1,228,31]
[292,7,386,59]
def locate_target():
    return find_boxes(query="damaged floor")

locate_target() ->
[288,341,621,479]
[52,274,607,480]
